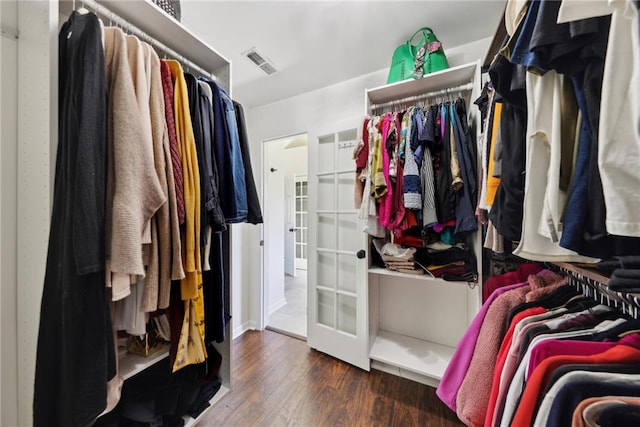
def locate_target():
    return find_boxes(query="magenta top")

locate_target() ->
[526,339,618,378]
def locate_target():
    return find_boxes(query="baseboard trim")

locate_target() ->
[265,325,307,341]
[233,320,258,339]
[268,298,287,315]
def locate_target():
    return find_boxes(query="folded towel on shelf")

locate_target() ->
[373,239,417,261]
[387,264,424,275]
[381,254,415,263]
[384,261,416,268]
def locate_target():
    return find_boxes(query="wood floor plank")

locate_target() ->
[198,330,464,427]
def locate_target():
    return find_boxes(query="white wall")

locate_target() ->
[237,37,492,331]
[1,2,20,425]
[264,139,286,314]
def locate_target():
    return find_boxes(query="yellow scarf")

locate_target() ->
[165,60,206,371]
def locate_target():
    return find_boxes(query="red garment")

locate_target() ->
[482,263,543,302]
[160,60,185,224]
[355,118,369,171]
[510,336,640,427]
[393,233,423,248]
[389,112,406,232]
[484,306,547,427]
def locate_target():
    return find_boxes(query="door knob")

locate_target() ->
[289,228,294,232]
[356,250,366,259]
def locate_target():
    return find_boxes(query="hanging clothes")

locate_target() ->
[218,88,248,223]
[413,106,439,228]
[195,78,228,344]
[34,12,116,427]
[234,100,264,224]
[165,60,207,372]
[197,80,227,233]
[160,61,186,227]
[355,99,478,279]
[104,26,166,302]
[450,100,477,236]
[37,9,264,425]
[185,73,211,251]
[206,80,241,222]
[480,0,640,260]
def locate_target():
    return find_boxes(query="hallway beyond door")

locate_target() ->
[267,269,307,339]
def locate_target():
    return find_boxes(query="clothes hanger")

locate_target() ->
[77,0,90,15]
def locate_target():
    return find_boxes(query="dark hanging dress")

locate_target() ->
[233,100,264,224]
[33,12,115,427]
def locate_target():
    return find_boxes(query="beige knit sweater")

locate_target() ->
[103,27,166,301]
[147,45,184,311]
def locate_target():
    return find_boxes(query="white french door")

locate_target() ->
[307,129,369,370]
[294,176,308,270]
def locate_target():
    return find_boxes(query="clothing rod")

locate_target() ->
[78,0,217,81]
[550,262,640,319]
[370,82,474,110]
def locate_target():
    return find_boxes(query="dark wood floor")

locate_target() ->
[198,330,464,427]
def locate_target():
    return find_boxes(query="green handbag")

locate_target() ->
[386,27,449,84]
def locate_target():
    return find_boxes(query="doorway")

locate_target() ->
[262,133,308,340]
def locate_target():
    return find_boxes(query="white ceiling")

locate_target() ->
[181,0,505,108]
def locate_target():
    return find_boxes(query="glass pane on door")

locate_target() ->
[318,290,335,328]
[337,294,357,335]
[337,254,357,293]
[318,135,334,172]
[317,252,335,288]
[318,176,334,210]
[337,214,357,252]
[317,214,335,249]
[337,172,354,210]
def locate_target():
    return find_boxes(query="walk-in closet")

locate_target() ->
[2,1,640,426]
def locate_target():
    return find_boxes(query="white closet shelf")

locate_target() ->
[366,62,478,105]
[369,330,455,380]
[368,266,472,285]
[119,347,170,381]
[59,0,230,86]
[183,385,230,427]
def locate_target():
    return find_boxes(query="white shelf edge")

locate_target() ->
[119,347,170,381]
[59,0,231,89]
[369,330,455,380]
[371,360,440,389]
[368,266,471,285]
[183,385,230,427]
[366,61,479,105]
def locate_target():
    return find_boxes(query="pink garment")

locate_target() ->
[455,272,568,427]
[524,274,568,302]
[527,339,618,379]
[436,281,529,412]
[378,114,393,227]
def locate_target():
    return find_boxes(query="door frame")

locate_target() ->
[259,132,308,330]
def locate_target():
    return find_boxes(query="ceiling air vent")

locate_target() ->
[259,62,277,75]
[243,47,278,76]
